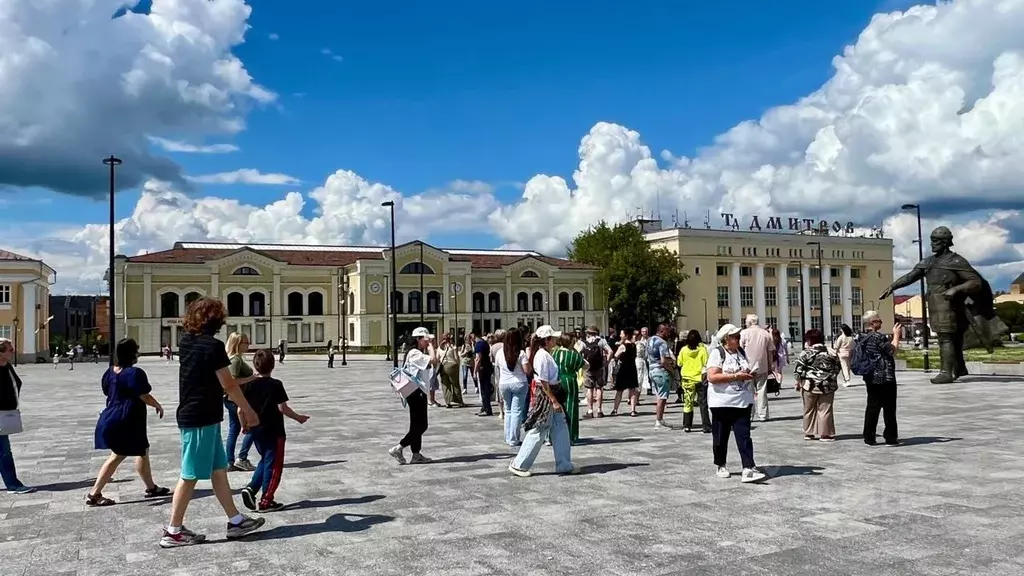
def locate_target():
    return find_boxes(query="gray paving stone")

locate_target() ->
[0,357,1022,575]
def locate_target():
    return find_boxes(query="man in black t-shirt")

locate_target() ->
[161,297,265,548]
[240,350,309,512]
[473,336,494,416]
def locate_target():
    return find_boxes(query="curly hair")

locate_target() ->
[182,296,227,335]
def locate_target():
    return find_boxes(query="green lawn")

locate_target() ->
[898,346,1024,368]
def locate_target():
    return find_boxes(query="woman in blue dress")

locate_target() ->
[86,338,170,506]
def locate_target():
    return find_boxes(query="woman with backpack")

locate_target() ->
[793,329,841,442]
[706,324,766,484]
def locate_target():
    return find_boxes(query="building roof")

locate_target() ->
[1012,272,1024,287]
[893,295,913,305]
[125,242,595,270]
[0,249,36,261]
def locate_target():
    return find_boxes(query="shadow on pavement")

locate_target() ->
[282,494,386,511]
[765,465,825,479]
[285,459,347,470]
[236,512,395,541]
[574,462,650,476]
[426,452,510,464]
[38,478,130,492]
[575,437,643,446]
[892,436,962,447]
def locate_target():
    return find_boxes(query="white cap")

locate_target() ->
[411,327,432,338]
[714,323,742,342]
[534,325,561,339]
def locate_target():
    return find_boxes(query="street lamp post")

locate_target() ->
[701,298,709,340]
[12,317,19,366]
[450,282,459,341]
[545,299,550,324]
[341,269,348,366]
[381,200,398,367]
[796,277,806,343]
[102,155,122,364]
[901,203,929,371]
[418,242,425,326]
[384,275,391,361]
[807,241,826,336]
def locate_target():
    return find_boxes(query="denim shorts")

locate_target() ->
[179,423,228,480]
[650,371,672,400]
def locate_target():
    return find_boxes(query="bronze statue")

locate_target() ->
[879,226,1000,384]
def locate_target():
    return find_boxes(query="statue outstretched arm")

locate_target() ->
[880,265,925,300]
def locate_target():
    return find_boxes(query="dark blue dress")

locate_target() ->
[94,367,152,457]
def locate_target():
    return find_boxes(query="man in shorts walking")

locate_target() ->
[647,323,675,429]
[160,297,266,547]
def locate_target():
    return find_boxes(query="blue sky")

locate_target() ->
[13,0,920,247]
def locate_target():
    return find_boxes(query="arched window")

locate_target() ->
[472,292,485,313]
[286,292,304,316]
[348,292,355,313]
[249,292,266,316]
[226,292,244,317]
[308,292,325,316]
[488,292,501,313]
[408,290,422,314]
[557,292,569,311]
[520,270,539,278]
[516,292,528,312]
[184,291,201,307]
[392,291,404,314]
[233,266,260,276]
[572,291,584,311]
[400,262,435,275]
[426,291,441,313]
[159,292,180,318]
[532,291,544,311]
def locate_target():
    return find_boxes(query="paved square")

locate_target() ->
[2,356,1024,576]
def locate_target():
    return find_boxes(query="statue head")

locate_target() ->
[929,226,953,254]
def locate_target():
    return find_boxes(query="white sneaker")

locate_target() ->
[716,466,731,479]
[388,445,406,465]
[741,468,767,483]
[842,381,852,388]
[654,420,668,430]
[508,465,531,478]
[409,453,432,464]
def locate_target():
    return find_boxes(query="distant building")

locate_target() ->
[0,249,55,363]
[995,272,1024,305]
[49,295,102,346]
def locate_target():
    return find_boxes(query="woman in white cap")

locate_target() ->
[508,325,577,477]
[706,324,766,483]
[388,327,439,465]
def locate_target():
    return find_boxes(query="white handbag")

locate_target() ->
[0,374,23,435]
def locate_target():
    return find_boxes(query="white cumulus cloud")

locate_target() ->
[148,137,240,154]
[188,169,301,185]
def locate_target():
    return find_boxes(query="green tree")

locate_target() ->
[568,222,687,329]
[995,301,1024,333]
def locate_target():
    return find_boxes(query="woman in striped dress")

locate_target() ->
[552,334,585,444]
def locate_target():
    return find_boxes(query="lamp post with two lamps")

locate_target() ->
[901,203,929,371]
[11,317,19,366]
[806,241,827,336]
[381,200,398,368]
[102,155,122,365]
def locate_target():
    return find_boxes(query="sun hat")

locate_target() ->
[714,323,742,342]
[535,325,562,339]
[411,327,433,338]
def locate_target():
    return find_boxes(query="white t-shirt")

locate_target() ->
[405,348,435,391]
[495,348,529,388]
[706,346,754,408]
[531,348,559,384]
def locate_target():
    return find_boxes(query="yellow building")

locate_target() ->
[995,273,1024,305]
[894,294,925,320]
[0,250,55,364]
[115,241,604,354]
[644,224,895,340]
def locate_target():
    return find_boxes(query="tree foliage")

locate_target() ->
[568,221,687,330]
[995,301,1024,333]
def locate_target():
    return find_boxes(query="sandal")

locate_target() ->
[144,486,171,498]
[630,410,639,417]
[86,493,115,507]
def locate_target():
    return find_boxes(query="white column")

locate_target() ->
[777,264,789,335]
[210,272,219,299]
[842,265,853,329]
[21,283,36,355]
[754,263,766,323]
[730,262,741,326]
[801,263,812,332]
[823,264,833,337]
[143,272,152,318]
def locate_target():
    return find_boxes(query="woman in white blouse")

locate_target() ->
[832,324,855,387]
[496,329,529,446]
[706,324,766,484]
[388,327,439,465]
[508,326,577,477]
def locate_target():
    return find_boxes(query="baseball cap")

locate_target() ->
[714,323,742,342]
[411,327,433,338]
[534,325,561,339]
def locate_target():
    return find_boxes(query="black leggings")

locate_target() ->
[400,390,429,453]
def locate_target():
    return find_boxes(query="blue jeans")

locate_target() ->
[512,412,573,473]
[224,399,253,462]
[500,380,529,446]
[460,365,473,390]
[247,434,285,507]
[0,434,25,490]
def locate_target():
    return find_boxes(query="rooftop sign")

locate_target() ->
[721,213,861,236]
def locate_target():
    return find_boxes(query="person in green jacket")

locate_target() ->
[676,330,710,433]
[224,333,255,471]
[552,335,586,444]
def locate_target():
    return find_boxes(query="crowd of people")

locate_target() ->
[0,296,902,547]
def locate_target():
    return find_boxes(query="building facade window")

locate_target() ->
[314,322,325,342]
[831,268,841,278]
[426,291,441,313]
[830,285,842,305]
[233,266,260,276]
[161,292,181,318]
[852,287,863,306]
[488,292,501,312]
[250,292,266,316]
[810,287,822,307]
[811,315,822,330]
[0,326,11,340]
[0,285,10,304]
[408,291,422,314]
[255,323,267,345]
[392,291,404,314]
[716,265,728,276]
[852,316,863,332]
[766,316,777,329]
[740,286,754,307]
[301,323,311,343]
[810,267,820,278]
[787,266,800,278]
[787,286,801,307]
[831,315,843,336]
[184,291,201,307]
[287,292,304,316]
[516,292,528,312]
[472,292,485,313]
[308,292,325,316]
[764,266,776,277]
[557,292,569,311]
[520,270,539,278]
[765,286,777,307]
[716,286,729,308]
[531,291,544,311]
[399,262,434,275]
[851,268,862,279]
[789,320,801,341]
[571,292,584,311]
[287,323,298,343]
[740,266,753,277]
[718,318,730,328]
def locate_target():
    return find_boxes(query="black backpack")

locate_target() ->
[583,339,605,371]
